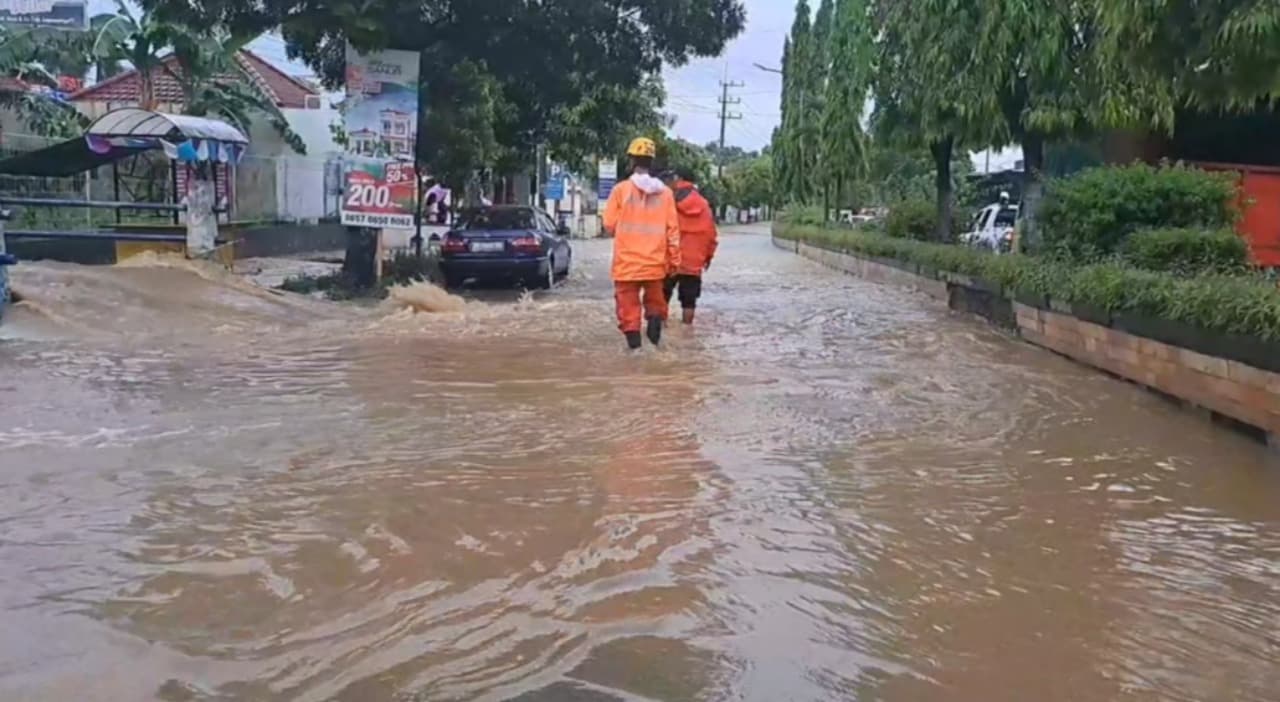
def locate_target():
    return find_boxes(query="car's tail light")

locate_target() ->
[511,235,540,253]
[442,234,467,253]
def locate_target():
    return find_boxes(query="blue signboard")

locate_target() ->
[544,174,566,201]
[597,158,618,200]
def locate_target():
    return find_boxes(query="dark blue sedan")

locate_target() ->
[439,206,573,290]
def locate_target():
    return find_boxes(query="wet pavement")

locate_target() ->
[1,223,1277,701]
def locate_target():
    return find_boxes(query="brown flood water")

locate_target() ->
[1,223,1277,701]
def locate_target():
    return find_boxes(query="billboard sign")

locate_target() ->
[597,158,618,200]
[0,0,88,30]
[340,45,421,229]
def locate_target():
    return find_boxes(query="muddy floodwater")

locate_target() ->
[1,224,1277,701]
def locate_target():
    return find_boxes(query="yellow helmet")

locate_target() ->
[626,137,657,158]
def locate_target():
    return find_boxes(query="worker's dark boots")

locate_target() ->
[646,317,663,346]
[625,331,643,350]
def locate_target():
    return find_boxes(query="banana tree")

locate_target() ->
[90,2,306,154]
[166,31,306,154]
[0,25,89,137]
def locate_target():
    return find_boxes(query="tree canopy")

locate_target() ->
[773,0,1280,244]
[141,0,748,186]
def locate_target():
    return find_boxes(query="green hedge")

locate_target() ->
[779,204,826,227]
[1038,164,1238,261]
[885,198,935,240]
[1120,227,1250,276]
[777,224,1280,341]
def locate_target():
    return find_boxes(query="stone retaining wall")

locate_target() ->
[777,235,1280,449]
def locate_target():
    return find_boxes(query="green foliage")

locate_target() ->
[418,59,506,189]
[1038,164,1238,260]
[0,25,89,136]
[1100,0,1280,118]
[153,0,747,182]
[818,0,871,209]
[884,199,935,240]
[782,204,826,226]
[720,154,773,209]
[654,137,713,186]
[776,223,1280,341]
[776,1,818,205]
[1121,227,1250,276]
[91,3,306,154]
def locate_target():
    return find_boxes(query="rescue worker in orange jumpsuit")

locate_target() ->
[602,138,681,350]
[659,168,719,325]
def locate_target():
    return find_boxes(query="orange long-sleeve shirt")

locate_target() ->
[603,174,681,282]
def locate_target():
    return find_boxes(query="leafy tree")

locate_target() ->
[871,0,989,240]
[143,0,747,188]
[972,0,1108,248]
[655,136,714,185]
[777,0,819,205]
[1099,0,1280,116]
[810,0,837,90]
[819,0,872,212]
[702,141,755,167]
[0,26,88,137]
[92,3,306,153]
[722,154,773,209]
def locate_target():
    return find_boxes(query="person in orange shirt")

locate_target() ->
[602,138,681,350]
[659,168,719,325]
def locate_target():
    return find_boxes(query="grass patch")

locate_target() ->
[778,224,1280,341]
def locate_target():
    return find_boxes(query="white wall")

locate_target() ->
[270,106,344,222]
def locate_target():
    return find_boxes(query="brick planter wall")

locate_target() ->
[777,234,1280,449]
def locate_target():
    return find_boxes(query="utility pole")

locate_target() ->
[717,79,744,178]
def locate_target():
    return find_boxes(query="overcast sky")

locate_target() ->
[662,0,792,152]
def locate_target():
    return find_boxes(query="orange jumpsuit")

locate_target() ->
[602,174,681,334]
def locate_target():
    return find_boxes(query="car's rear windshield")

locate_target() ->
[993,208,1018,226]
[461,209,535,230]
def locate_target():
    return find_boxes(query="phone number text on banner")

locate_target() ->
[340,160,417,229]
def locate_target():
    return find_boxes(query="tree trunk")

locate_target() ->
[140,70,156,111]
[931,136,955,242]
[1020,133,1046,253]
[343,227,381,289]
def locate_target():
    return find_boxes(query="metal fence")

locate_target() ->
[0,130,345,228]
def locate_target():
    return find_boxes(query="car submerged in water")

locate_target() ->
[438,206,573,290]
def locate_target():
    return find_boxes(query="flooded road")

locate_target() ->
[1,223,1278,701]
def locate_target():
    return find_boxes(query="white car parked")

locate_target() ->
[962,201,1019,253]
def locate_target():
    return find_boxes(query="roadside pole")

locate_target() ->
[0,207,12,319]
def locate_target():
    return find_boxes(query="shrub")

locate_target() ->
[775,223,1280,340]
[885,199,935,240]
[1121,227,1250,275]
[1038,163,1238,261]
[782,204,826,226]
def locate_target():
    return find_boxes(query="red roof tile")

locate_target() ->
[69,49,318,109]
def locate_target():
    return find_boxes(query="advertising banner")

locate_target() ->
[340,45,420,229]
[0,0,87,30]
[597,158,618,200]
